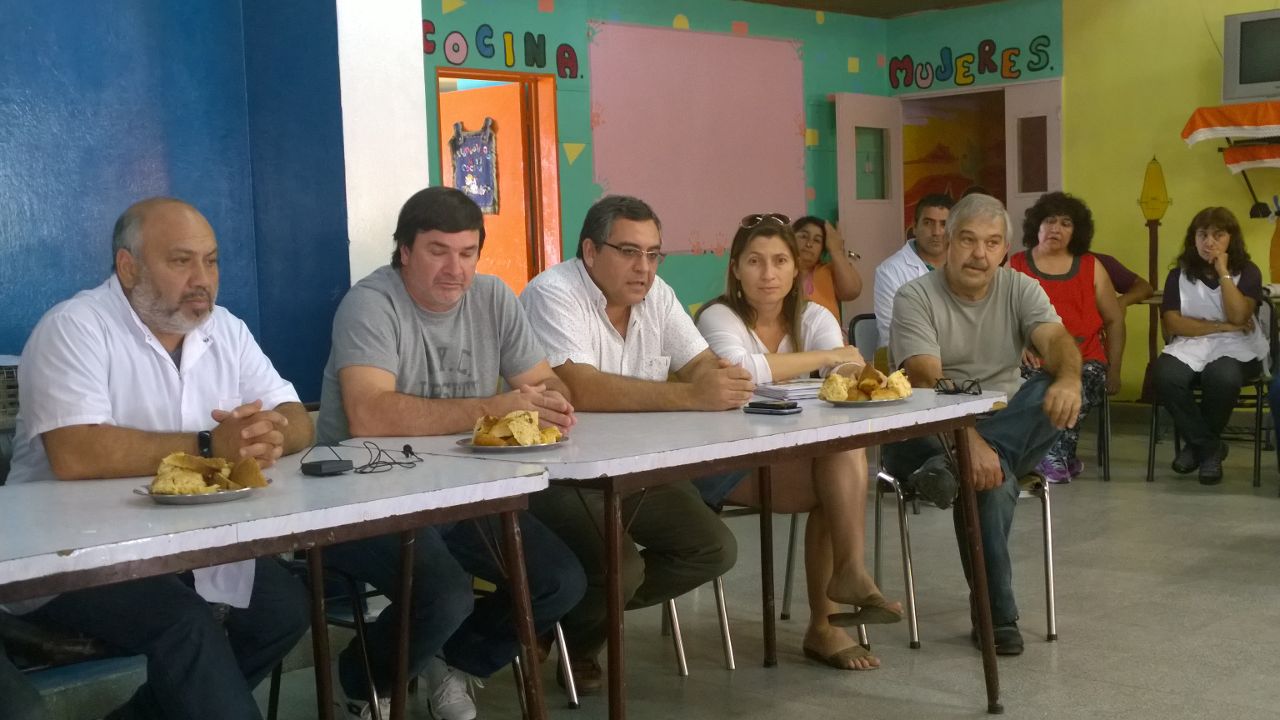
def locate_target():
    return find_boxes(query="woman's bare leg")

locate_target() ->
[802,509,879,669]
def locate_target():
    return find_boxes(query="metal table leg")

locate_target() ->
[954,428,1003,714]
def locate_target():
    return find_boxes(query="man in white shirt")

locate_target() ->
[7,198,313,720]
[873,194,953,352]
[520,195,751,691]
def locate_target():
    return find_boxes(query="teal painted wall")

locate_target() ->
[886,0,1062,96]
[421,0,1059,309]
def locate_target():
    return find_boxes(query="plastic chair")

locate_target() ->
[872,468,1057,648]
[1145,301,1275,487]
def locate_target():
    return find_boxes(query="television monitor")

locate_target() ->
[1223,9,1280,104]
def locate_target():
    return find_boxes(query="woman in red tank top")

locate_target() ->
[1011,192,1126,483]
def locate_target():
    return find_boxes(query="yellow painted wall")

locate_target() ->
[1064,0,1280,400]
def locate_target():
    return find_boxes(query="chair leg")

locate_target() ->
[511,655,529,720]
[553,622,579,709]
[1147,401,1159,482]
[714,577,736,670]
[1254,381,1264,488]
[1038,483,1057,642]
[267,662,283,720]
[666,599,689,677]
[1100,393,1112,482]
[873,479,885,586]
[881,472,921,649]
[343,576,382,720]
[780,513,800,621]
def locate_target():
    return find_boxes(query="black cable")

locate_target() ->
[337,440,423,474]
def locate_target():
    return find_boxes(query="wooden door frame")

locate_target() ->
[435,67,561,276]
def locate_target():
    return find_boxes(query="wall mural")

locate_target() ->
[423,20,580,78]
[888,35,1052,91]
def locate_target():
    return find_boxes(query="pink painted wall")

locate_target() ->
[589,22,806,255]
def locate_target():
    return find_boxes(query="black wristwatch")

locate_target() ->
[197,430,213,458]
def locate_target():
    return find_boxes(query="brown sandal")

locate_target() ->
[803,644,879,671]
[827,592,904,627]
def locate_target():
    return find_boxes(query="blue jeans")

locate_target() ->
[0,641,46,720]
[27,558,308,720]
[691,469,752,510]
[882,372,1062,626]
[323,512,585,701]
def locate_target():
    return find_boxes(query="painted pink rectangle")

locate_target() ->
[538,0,554,12]
[589,22,805,254]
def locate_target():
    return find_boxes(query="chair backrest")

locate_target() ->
[848,313,878,360]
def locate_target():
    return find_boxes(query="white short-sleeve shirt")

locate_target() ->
[695,302,844,384]
[520,258,707,380]
[873,240,932,350]
[8,276,300,609]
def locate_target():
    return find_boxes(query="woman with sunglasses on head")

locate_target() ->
[792,215,862,322]
[693,214,901,672]
[1154,207,1267,485]
[1010,192,1125,483]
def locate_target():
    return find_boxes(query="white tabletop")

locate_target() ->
[0,450,547,590]
[366,389,1004,480]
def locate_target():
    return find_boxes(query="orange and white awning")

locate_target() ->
[1182,101,1280,146]
[1182,101,1280,173]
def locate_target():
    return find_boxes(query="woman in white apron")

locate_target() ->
[1153,207,1267,484]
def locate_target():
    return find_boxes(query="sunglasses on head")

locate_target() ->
[740,213,791,229]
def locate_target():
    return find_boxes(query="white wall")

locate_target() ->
[335,0,430,283]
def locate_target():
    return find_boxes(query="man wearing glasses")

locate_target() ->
[885,193,1082,657]
[520,194,748,692]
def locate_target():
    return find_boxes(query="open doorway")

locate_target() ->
[436,69,561,295]
[901,90,1006,232]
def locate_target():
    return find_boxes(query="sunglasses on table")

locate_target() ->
[935,378,982,395]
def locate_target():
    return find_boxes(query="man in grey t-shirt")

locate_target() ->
[886,194,1082,657]
[316,187,585,720]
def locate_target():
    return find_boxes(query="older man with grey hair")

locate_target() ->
[883,193,1082,656]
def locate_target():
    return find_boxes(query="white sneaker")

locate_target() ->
[423,656,480,720]
[334,682,391,720]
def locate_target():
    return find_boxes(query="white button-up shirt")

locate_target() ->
[873,240,933,350]
[520,258,707,380]
[8,276,300,609]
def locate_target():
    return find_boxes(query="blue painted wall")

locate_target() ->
[243,1,350,402]
[0,1,347,402]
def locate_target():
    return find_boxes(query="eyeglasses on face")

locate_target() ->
[935,377,982,395]
[740,213,791,229]
[600,240,666,265]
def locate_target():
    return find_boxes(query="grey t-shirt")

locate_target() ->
[316,266,545,443]
[890,267,1060,398]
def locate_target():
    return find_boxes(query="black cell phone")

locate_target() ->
[747,399,798,410]
[743,405,803,416]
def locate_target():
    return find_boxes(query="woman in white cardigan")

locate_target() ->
[695,213,901,671]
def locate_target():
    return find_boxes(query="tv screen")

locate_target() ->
[1239,18,1280,85]
[1224,10,1280,103]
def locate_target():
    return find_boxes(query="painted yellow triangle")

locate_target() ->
[442,0,465,14]
[563,143,586,165]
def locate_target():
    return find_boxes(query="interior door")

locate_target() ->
[1004,79,1062,227]
[835,93,904,320]
[439,82,532,293]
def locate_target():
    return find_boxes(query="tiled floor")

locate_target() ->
[258,420,1280,719]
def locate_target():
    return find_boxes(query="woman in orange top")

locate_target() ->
[792,216,862,323]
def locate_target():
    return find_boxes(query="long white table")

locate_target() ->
[0,452,551,720]
[381,389,1009,716]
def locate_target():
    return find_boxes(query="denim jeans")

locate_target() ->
[691,469,752,510]
[882,372,1062,626]
[1,641,46,720]
[27,558,308,720]
[323,512,585,701]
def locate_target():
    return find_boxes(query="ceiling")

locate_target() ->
[737,0,1000,19]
